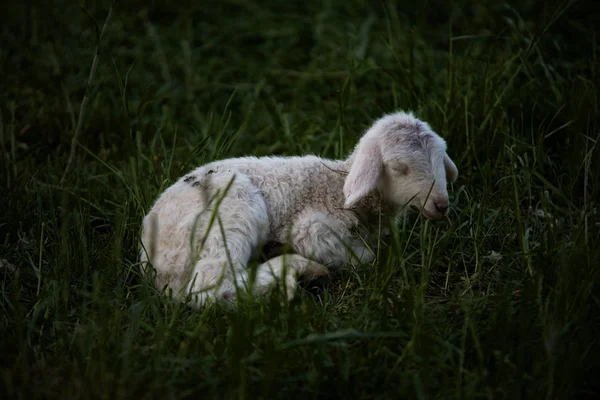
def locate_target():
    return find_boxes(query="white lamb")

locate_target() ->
[139,111,459,307]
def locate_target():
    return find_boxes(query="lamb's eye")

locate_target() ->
[389,161,409,175]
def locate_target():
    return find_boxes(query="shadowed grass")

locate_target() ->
[1,0,599,398]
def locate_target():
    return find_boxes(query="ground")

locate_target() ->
[1,0,599,398]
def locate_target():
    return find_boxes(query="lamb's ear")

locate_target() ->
[444,153,458,183]
[343,140,383,208]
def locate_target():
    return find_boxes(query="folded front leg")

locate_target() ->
[239,254,330,301]
[287,210,376,269]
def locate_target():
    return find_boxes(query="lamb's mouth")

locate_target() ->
[421,208,445,220]
[408,204,444,220]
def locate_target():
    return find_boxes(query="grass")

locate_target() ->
[1,0,599,398]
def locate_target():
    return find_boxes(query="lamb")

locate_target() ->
[139,111,459,307]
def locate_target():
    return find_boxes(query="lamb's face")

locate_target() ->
[343,112,458,219]
[379,123,458,220]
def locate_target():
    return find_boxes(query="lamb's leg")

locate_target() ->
[288,210,376,269]
[183,172,271,307]
[240,254,329,301]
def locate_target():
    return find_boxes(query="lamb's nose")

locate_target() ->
[434,199,449,214]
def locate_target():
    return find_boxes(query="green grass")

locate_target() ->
[1,0,599,398]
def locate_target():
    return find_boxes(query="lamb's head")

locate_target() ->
[343,111,458,220]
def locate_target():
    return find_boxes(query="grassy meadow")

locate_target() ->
[1,0,599,398]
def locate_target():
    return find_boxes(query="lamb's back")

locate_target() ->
[197,155,349,237]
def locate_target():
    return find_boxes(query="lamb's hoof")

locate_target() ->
[299,272,330,293]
